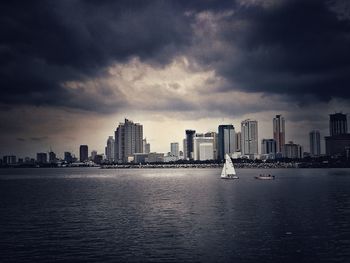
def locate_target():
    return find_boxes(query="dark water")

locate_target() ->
[0,168,349,262]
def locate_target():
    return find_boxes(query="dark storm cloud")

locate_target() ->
[1,0,350,114]
[198,0,350,101]
[0,0,193,111]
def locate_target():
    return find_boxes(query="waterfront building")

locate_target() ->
[36,153,47,164]
[91,150,97,161]
[105,136,115,162]
[185,130,196,160]
[183,139,187,159]
[146,152,164,163]
[193,135,214,160]
[79,145,88,162]
[114,119,143,163]
[170,142,179,157]
[282,141,303,159]
[218,125,235,160]
[64,152,73,163]
[261,139,277,154]
[241,120,258,157]
[205,132,218,159]
[273,115,285,153]
[143,138,151,154]
[199,143,214,161]
[49,151,56,163]
[325,113,350,157]
[329,113,347,136]
[3,155,16,165]
[309,130,321,157]
[235,132,241,152]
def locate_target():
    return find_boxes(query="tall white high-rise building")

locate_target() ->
[199,143,214,160]
[143,138,150,154]
[105,136,115,162]
[205,132,218,159]
[309,130,321,156]
[183,139,187,160]
[241,119,258,156]
[115,118,143,163]
[170,142,179,157]
[193,136,214,160]
[273,115,285,153]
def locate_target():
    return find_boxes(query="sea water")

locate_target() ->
[0,168,349,262]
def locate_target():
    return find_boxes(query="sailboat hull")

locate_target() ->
[221,176,239,179]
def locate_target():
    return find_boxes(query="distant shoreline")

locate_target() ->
[1,161,350,169]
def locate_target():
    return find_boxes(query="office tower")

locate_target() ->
[199,143,214,160]
[80,145,88,162]
[193,135,214,160]
[273,115,285,153]
[64,152,73,163]
[218,125,235,160]
[241,119,258,156]
[309,130,321,156]
[105,136,115,162]
[49,151,56,163]
[325,113,350,156]
[205,132,218,159]
[235,132,241,152]
[3,155,16,164]
[261,139,277,154]
[143,138,150,154]
[183,139,187,159]
[36,153,47,164]
[185,130,196,160]
[170,142,179,157]
[91,150,97,161]
[283,141,303,159]
[114,118,143,163]
[329,113,347,136]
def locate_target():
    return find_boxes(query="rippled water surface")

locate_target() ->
[0,168,350,262]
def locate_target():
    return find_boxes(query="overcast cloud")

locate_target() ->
[1,0,350,156]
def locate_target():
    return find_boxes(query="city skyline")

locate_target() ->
[1,1,350,157]
[1,113,345,161]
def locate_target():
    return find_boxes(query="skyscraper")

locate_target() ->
[241,119,258,156]
[36,152,47,164]
[193,135,214,160]
[273,115,285,153]
[261,139,277,154]
[325,113,350,156]
[205,131,218,159]
[329,113,348,136]
[80,145,88,162]
[143,138,150,154]
[235,132,241,152]
[309,130,321,156]
[283,141,303,159]
[105,136,115,162]
[183,138,187,159]
[114,119,143,163]
[170,142,179,157]
[49,151,56,163]
[185,130,195,160]
[218,125,235,160]
[64,152,73,163]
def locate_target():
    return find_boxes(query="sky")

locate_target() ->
[1,0,350,158]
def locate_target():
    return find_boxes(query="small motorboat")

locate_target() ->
[255,174,275,180]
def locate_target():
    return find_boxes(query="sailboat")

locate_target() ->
[221,154,239,179]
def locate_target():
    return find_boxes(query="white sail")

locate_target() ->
[221,154,238,179]
[221,162,227,178]
[225,154,236,175]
